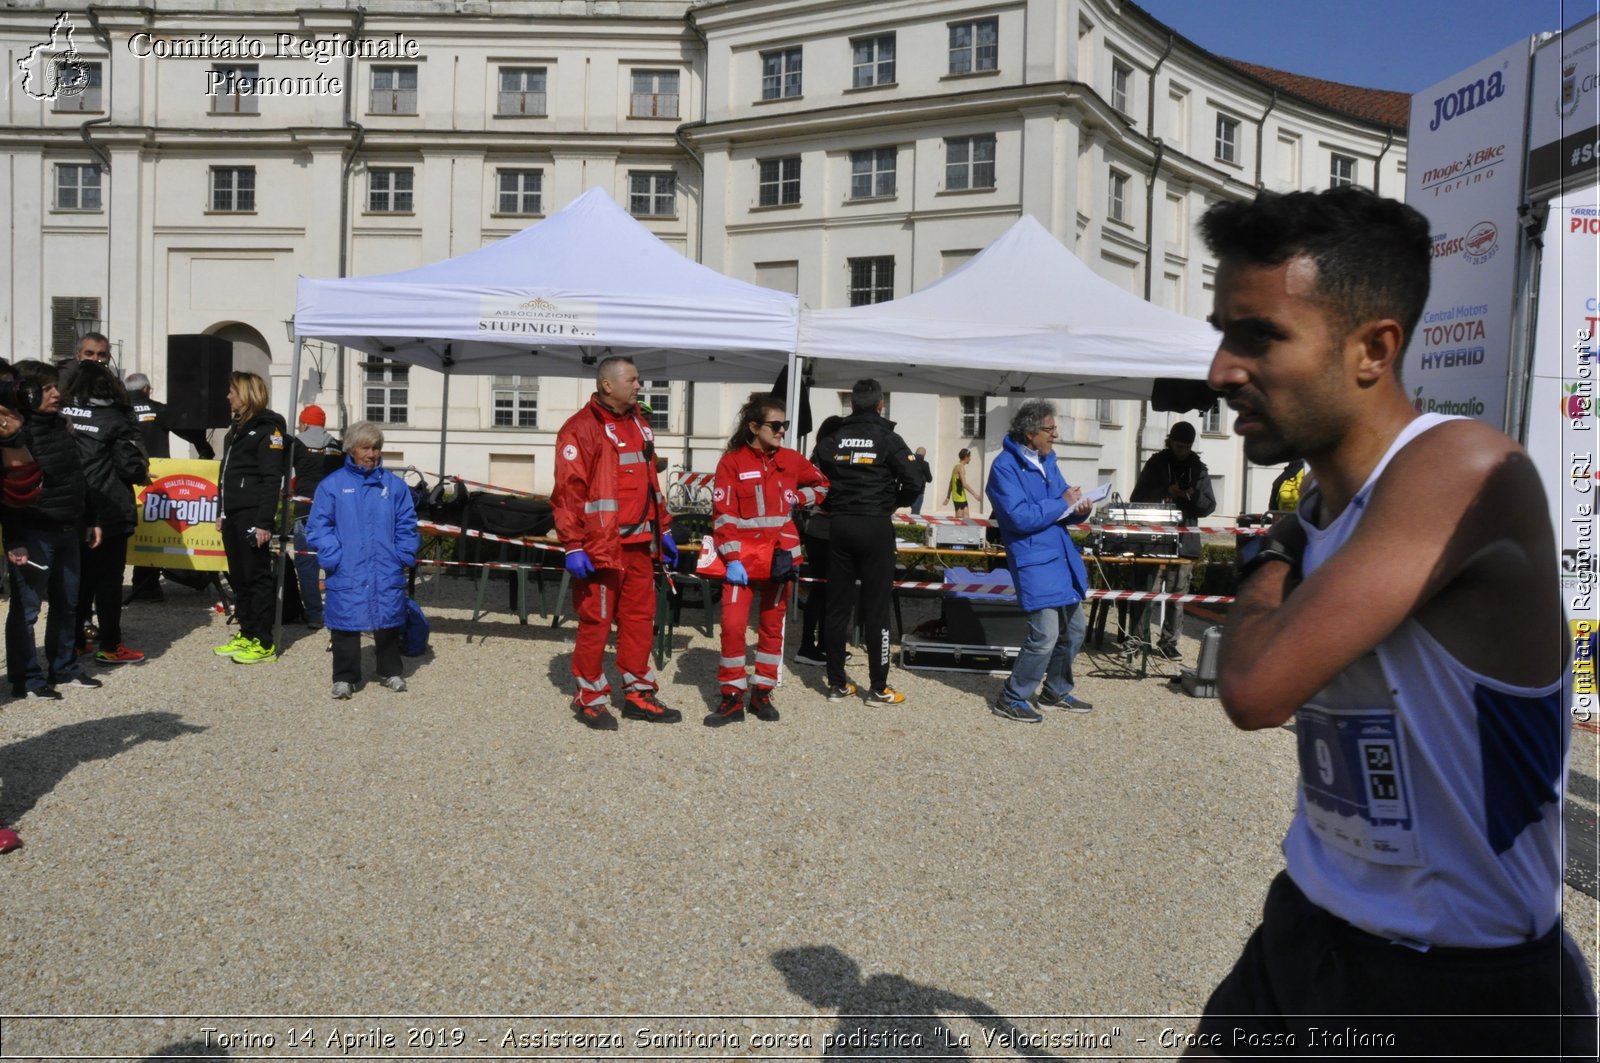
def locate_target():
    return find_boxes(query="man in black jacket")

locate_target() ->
[289,405,342,629]
[1128,420,1216,660]
[814,379,920,705]
[906,447,934,515]
[124,372,216,603]
[2,361,105,699]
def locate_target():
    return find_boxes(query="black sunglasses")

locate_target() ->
[759,420,790,432]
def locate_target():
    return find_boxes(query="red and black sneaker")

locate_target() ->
[572,697,619,731]
[747,687,780,722]
[704,689,745,728]
[621,690,683,724]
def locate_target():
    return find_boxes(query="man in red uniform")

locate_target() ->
[552,355,681,730]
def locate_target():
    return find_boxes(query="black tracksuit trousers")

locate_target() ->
[823,513,896,693]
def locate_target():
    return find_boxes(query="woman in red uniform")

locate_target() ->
[706,393,827,727]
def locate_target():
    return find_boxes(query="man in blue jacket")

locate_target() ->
[985,400,1095,722]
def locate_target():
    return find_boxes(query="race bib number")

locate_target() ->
[1297,703,1421,865]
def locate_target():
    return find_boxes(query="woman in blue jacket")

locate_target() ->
[306,421,419,699]
[985,399,1094,722]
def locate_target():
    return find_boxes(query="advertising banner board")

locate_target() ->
[1526,189,1598,717]
[1527,14,1600,198]
[1405,40,1532,430]
[130,458,228,572]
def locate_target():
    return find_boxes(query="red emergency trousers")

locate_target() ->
[713,444,826,693]
[572,543,657,704]
[553,397,667,706]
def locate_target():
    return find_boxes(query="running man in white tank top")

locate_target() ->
[1182,187,1594,1060]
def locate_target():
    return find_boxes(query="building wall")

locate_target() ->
[0,0,1407,515]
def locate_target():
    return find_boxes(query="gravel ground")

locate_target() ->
[1,571,1595,1060]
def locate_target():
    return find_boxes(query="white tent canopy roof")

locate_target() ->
[798,215,1220,398]
[294,187,799,381]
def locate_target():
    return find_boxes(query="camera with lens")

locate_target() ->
[0,380,42,414]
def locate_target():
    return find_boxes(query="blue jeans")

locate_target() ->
[910,493,925,515]
[1002,601,1086,704]
[293,517,324,625]
[6,525,83,691]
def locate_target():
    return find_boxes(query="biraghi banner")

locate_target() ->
[1404,38,1532,431]
[130,458,227,572]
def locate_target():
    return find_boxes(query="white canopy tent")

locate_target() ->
[295,186,799,378]
[797,214,1220,398]
[292,186,802,472]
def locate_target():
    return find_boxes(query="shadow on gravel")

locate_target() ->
[773,944,1067,1061]
[137,1041,227,1061]
[429,613,576,647]
[0,711,206,826]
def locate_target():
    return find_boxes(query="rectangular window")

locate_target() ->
[1107,169,1128,222]
[367,167,414,213]
[944,134,996,191]
[1096,398,1115,425]
[209,64,259,114]
[54,163,102,210]
[54,61,102,113]
[851,34,895,88]
[1330,152,1357,188]
[629,171,676,217]
[850,148,896,200]
[1215,114,1239,164]
[960,396,986,438]
[496,169,543,215]
[370,65,418,115]
[948,19,998,75]
[496,66,547,116]
[50,296,100,360]
[640,381,671,431]
[491,375,539,428]
[1111,59,1132,114]
[363,358,409,424]
[630,69,680,118]
[757,156,801,207]
[1201,405,1222,434]
[847,256,894,306]
[760,47,803,100]
[209,167,256,212]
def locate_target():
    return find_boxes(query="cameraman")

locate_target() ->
[3,361,105,700]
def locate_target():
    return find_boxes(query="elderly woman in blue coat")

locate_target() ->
[985,399,1095,723]
[306,421,419,699]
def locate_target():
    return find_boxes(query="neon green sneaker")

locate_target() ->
[213,633,252,657]
[231,639,277,664]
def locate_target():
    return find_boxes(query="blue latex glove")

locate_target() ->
[660,531,679,566]
[724,559,748,586]
[564,550,595,580]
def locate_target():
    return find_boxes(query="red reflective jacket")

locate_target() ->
[711,444,826,579]
[552,395,670,569]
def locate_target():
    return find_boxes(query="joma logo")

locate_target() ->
[1428,70,1505,132]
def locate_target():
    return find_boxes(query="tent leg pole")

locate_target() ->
[272,331,304,653]
[438,364,450,477]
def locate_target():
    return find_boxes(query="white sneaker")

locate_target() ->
[380,675,407,692]
[332,682,353,700]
